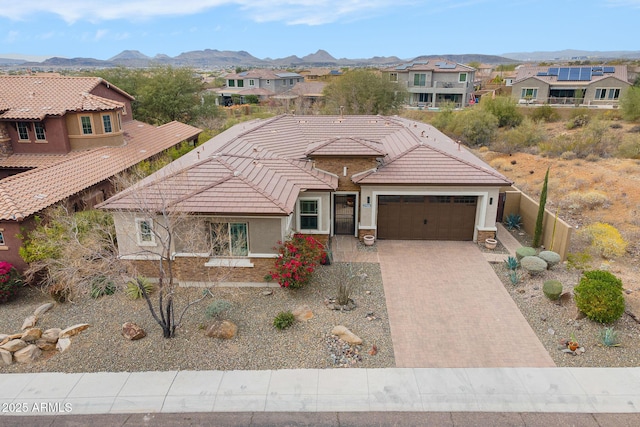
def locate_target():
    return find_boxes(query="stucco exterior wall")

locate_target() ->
[8,116,71,154]
[66,111,125,150]
[294,191,331,236]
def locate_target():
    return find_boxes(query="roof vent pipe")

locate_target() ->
[339,105,344,119]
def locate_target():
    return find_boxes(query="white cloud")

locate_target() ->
[3,30,19,43]
[0,0,417,25]
[95,29,109,40]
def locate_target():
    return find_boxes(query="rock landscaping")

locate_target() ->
[0,262,394,373]
[0,303,90,366]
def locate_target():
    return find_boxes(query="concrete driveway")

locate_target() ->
[377,240,555,368]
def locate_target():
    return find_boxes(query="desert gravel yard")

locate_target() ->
[0,262,395,373]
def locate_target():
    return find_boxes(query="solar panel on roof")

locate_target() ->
[592,71,603,76]
[592,66,602,72]
[603,66,615,73]
[537,72,548,76]
[579,67,592,81]
[557,67,570,81]
[547,67,559,76]
[568,68,580,80]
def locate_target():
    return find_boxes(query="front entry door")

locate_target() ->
[334,194,356,235]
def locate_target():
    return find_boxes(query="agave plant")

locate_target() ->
[599,327,621,347]
[504,213,522,231]
[504,256,519,271]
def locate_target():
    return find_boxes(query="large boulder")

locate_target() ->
[35,339,57,351]
[14,344,41,364]
[292,305,314,322]
[521,256,548,275]
[0,348,12,365]
[543,280,563,301]
[21,328,43,343]
[41,328,62,343]
[0,339,27,352]
[331,325,363,345]
[59,323,90,339]
[206,320,238,339]
[33,302,55,317]
[21,315,37,331]
[122,322,146,340]
[516,247,537,261]
[56,337,71,353]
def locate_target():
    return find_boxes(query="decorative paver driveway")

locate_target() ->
[377,240,555,368]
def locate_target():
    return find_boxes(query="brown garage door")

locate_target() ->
[377,195,477,240]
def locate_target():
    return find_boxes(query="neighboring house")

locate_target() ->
[216,70,304,105]
[0,75,202,271]
[511,65,631,106]
[99,114,511,284]
[384,60,476,108]
[272,81,327,109]
[299,68,343,82]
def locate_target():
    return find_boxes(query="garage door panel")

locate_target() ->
[377,195,477,241]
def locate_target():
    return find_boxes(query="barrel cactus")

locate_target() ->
[516,246,537,261]
[543,280,563,300]
[538,251,561,269]
[520,255,548,276]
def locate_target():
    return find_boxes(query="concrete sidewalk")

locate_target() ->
[2,368,640,416]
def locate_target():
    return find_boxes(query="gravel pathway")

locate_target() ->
[0,262,394,373]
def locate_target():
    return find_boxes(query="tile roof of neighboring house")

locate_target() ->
[387,60,475,73]
[0,75,132,121]
[225,70,303,80]
[0,120,201,220]
[100,115,510,216]
[513,66,628,85]
[214,87,275,97]
[273,82,326,99]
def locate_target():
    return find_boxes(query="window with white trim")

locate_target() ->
[389,72,398,82]
[249,79,255,86]
[34,122,46,141]
[17,122,29,140]
[299,199,319,230]
[80,116,93,135]
[136,218,155,245]
[0,231,5,245]
[102,115,113,133]
[521,88,538,99]
[237,80,244,88]
[228,79,235,87]
[210,222,248,256]
[458,73,467,83]
[608,88,621,100]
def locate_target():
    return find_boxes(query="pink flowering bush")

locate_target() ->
[269,234,326,289]
[0,261,23,303]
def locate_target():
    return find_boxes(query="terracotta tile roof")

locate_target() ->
[100,114,509,216]
[0,120,201,220]
[305,137,387,157]
[0,75,131,120]
[0,153,85,169]
[385,60,475,73]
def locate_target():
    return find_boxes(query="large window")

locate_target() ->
[413,74,426,86]
[210,222,248,256]
[136,218,155,245]
[102,115,113,133]
[17,122,29,140]
[521,88,538,99]
[34,122,46,141]
[608,88,621,100]
[299,199,319,230]
[237,80,244,88]
[80,116,93,134]
[228,79,235,87]
[249,79,255,86]
[458,73,467,83]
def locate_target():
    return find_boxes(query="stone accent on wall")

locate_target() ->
[311,157,378,192]
[126,257,274,283]
[477,229,496,242]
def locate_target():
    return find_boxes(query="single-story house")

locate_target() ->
[99,114,511,283]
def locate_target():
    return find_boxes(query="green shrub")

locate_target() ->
[516,246,536,261]
[520,255,548,275]
[530,105,560,123]
[581,222,628,259]
[273,311,295,330]
[567,250,592,270]
[583,270,622,288]
[481,96,523,128]
[125,277,154,299]
[620,86,640,121]
[206,300,232,319]
[617,134,640,159]
[563,191,609,210]
[0,262,23,304]
[543,280,563,300]
[574,270,625,323]
[452,108,498,146]
[90,276,116,298]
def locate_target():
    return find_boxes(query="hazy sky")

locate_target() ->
[1,0,638,61]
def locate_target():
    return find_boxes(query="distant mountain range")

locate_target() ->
[1,48,638,69]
